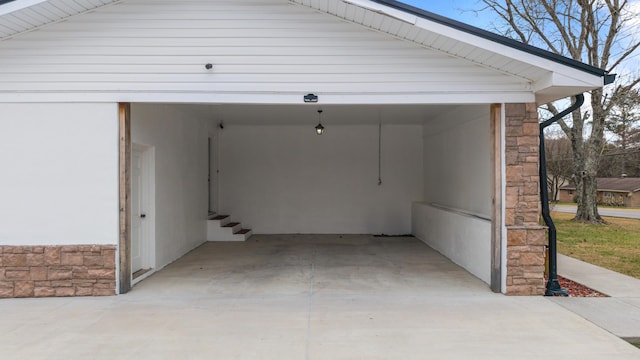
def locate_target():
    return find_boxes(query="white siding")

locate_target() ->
[0,0,534,104]
[298,0,539,79]
[0,103,119,246]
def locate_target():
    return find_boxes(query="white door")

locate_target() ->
[131,147,147,274]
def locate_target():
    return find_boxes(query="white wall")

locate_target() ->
[131,104,216,269]
[413,105,492,284]
[423,106,491,218]
[412,203,491,284]
[0,103,119,246]
[219,124,423,234]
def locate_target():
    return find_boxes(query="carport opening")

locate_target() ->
[122,102,496,292]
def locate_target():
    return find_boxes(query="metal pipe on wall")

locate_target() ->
[539,94,584,296]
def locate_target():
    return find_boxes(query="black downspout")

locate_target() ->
[540,94,584,296]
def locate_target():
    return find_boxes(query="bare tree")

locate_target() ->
[545,135,573,201]
[480,0,640,223]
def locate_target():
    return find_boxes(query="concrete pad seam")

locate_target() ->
[620,298,640,310]
[547,298,640,343]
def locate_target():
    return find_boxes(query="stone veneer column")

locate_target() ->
[0,245,116,298]
[504,103,546,295]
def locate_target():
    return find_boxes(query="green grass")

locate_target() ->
[552,211,640,279]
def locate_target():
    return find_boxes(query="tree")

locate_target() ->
[598,143,626,177]
[480,0,640,223]
[604,87,640,176]
[545,135,573,202]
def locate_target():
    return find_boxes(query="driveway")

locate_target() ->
[1,235,638,359]
[553,204,640,219]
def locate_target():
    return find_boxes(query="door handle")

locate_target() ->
[140,214,146,218]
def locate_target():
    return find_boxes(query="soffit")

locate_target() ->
[0,0,120,39]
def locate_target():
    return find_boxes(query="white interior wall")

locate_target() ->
[0,103,119,246]
[412,203,491,283]
[131,103,216,269]
[219,124,423,234]
[423,106,491,217]
[413,106,492,284]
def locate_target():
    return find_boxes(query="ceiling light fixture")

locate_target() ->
[304,93,319,103]
[315,109,325,135]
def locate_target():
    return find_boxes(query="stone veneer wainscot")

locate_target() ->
[504,103,547,295]
[0,245,116,298]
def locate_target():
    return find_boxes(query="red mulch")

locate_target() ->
[546,275,608,297]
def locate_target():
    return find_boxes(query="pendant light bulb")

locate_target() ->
[315,109,324,135]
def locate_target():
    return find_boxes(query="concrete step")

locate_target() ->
[208,214,230,227]
[206,216,251,241]
[222,222,241,233]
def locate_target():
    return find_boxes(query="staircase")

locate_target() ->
[206,214,252,241]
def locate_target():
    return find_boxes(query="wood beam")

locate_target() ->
[118,103,132,294]
[490,103,503,293]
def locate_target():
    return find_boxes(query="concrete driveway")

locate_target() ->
[1,235,638,359]
[553,204,640,219]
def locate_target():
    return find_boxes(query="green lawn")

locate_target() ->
[552,211,640,279]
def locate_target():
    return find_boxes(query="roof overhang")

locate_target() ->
[600,189,633,193]
[532,72,606,104]
[293,0,610,104]
[0,0,48,15]
[0,0,121,37]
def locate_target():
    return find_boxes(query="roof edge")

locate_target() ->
[371,0,609,80]
[0,0,48,16]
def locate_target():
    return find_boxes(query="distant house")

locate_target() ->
[559,178,640,207]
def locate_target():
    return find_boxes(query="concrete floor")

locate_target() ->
[1,235,639,359]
